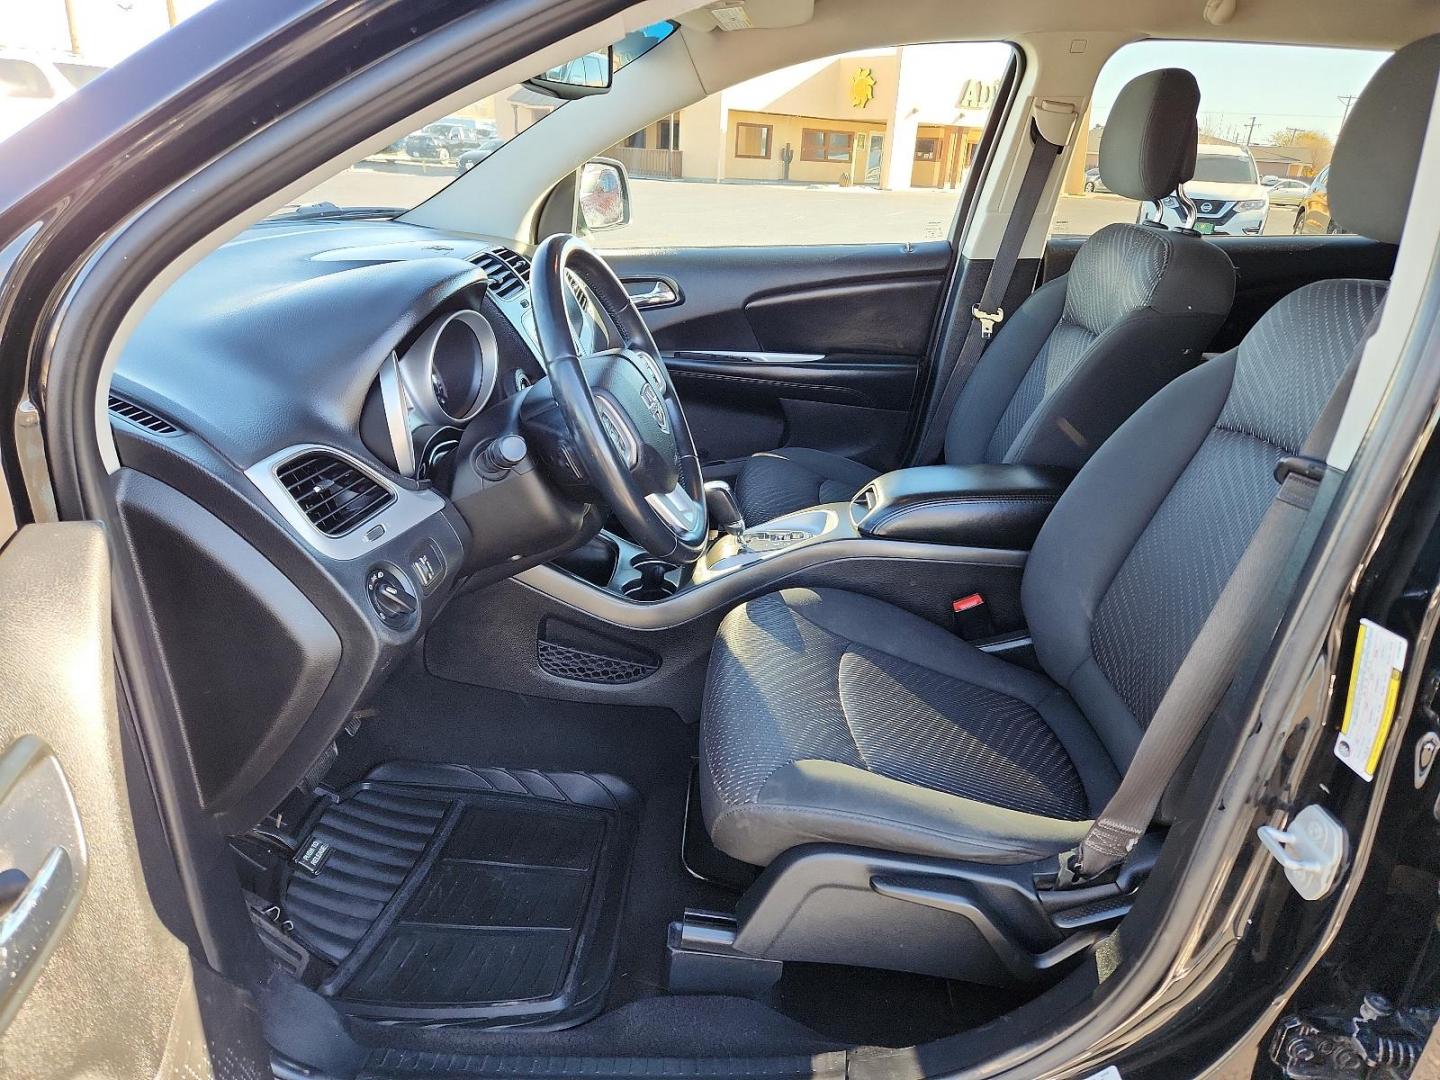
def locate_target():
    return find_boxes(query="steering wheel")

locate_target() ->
[529,234,708,563]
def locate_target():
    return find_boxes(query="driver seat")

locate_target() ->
[699,37,1435,872]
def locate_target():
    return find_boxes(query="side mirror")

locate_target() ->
[577,157,631,234]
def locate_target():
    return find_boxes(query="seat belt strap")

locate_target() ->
[914,121,1063,464]
[1060,309,1382,886]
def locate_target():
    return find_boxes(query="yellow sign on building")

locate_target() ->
[850,67,877,109]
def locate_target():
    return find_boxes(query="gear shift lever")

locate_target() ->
[703,480,746,543]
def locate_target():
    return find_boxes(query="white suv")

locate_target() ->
[1151,142,1270,235]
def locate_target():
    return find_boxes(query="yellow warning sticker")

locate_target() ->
[1336,618,1408,782]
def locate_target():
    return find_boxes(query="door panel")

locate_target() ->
[0,523,197,1079]
[603,242,948,471]
[1042,234,1396,352]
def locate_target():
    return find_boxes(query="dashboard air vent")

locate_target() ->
[566,270,593,316]
[474,246,532,300]
[276,451,394,537]
[108,394,180,436]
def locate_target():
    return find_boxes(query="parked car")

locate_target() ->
[401,130,449,161]
[1152,141,1270,233]
[457,136,508,171]
[1267,176,1312,207]
[403,121,484,162]
[1294,162,1339,233]
[1083,165,1110,193]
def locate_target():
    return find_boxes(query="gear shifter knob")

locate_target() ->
[703,480,745,540]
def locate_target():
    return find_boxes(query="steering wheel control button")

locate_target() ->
[628,349,665,388]
[595,398,640,467]
[409,538,445,594]
[366,564,418,628]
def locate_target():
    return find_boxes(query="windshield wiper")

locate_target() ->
[268,202,405,221]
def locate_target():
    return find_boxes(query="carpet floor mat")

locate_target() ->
[281,762,640,1028]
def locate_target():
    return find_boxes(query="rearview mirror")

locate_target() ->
[578,158,631,233]
[526,47,613,100]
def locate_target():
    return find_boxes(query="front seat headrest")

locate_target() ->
[1330,34,1440,245]
[1098,68,1201,202]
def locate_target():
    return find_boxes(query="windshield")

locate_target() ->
[1193,152,1259,185]
[274,21,676,219]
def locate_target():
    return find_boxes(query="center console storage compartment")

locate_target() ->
[851,464,1073,549]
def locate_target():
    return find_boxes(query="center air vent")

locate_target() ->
[276,451,394,537]
[108,394,180,436]
[474,247,532,300]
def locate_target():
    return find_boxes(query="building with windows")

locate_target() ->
[611,45,1004,190]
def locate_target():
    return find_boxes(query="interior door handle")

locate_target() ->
[0,735,86,1033]
[0,846,77,1030]
[625,279,681,309]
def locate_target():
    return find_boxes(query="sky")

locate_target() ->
[1092,41,1390,145]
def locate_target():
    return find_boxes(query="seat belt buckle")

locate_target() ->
[1053,847,1087,890]
[971,305,1004,339]
[951,593,995,639]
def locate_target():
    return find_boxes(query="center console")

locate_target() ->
[541,463,1075,620]
[850,464,1073,549]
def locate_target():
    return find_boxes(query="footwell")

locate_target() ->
[280,762,639,1029]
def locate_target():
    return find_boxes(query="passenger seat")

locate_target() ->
[733,68,1237,525]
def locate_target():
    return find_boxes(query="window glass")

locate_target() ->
[801,128,855,163]
[1052,41,1389,239]
[597,42,1013,249]
[278,21,677,216]
[734,122,772,159]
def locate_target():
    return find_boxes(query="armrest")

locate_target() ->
[852,464,1073,549]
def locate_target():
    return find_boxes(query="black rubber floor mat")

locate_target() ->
[281,763,640,1028]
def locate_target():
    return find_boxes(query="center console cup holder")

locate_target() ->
[622,555,681,602]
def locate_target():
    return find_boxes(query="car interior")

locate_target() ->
[87,1,1440,1076]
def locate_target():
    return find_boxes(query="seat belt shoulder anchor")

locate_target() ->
[971,304,1004,339]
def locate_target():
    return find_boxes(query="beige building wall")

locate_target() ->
[697,50,899,184]
[633,43,1006,190]
[678,93,726,180]
[720,109,886,182]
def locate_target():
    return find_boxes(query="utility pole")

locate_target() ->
[1338,94,1358,131]
[1243,116,1259,147]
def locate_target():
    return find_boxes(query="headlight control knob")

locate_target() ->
[366,564,418,628]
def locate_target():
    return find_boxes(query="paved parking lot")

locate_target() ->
[299,163,1299,246]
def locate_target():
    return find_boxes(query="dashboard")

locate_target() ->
[108,216,611,830]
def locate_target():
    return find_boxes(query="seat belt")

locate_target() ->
[913,118,1065,464]
[1058,309,1382,887]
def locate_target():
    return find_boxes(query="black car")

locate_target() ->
[403,121,483,162]
[1,5,1439,1080]
[457,136,507,171]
